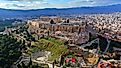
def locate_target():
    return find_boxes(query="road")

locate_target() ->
[103,39,111,53]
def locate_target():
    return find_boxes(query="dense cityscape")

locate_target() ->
[0,12,121,68]
[1,0,121,68]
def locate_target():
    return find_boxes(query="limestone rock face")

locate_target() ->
[27,18,90,44]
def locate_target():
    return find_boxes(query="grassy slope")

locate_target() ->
[30,38,68,61]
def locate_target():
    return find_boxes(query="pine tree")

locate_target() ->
[50,19,55,24]
[66,19,69,23]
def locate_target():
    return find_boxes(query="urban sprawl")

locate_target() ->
[2,13,121,68]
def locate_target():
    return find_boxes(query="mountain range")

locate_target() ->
[0,4,121,19]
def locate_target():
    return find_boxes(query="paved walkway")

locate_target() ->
[32,59,60,68]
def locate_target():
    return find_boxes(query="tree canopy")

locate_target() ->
[0,34,23,68]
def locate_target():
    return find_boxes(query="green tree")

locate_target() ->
[66,19,69,23]
[50,19,55,24]
[0,34,23,68]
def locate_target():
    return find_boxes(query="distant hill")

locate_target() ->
[0,4,121,19]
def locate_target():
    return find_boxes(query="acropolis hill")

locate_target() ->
[2,12,121,68]
[27,13,121,43]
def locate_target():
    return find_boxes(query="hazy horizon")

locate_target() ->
[0,0,121,10]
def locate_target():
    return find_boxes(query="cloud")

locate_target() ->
[0,3,7,7]
[0,0,121,9]
[68,0,121,7]
[68,0,96,7]
[5,0,44,1]
[0,0,50,9]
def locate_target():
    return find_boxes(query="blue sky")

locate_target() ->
[0,0,121,10]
